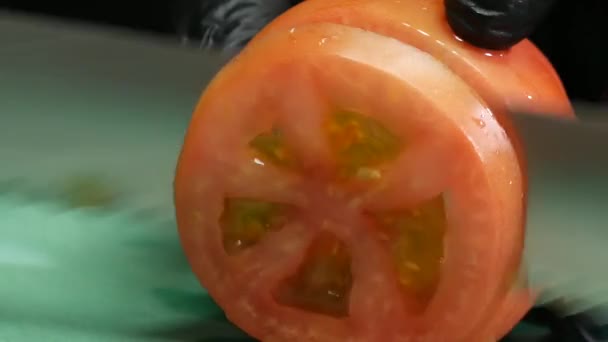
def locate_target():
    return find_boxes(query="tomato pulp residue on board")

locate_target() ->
[218,110,447,317]
[61,175,118,208]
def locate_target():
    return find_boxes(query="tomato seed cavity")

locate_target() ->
[372,196,446,310]
[220,198,291,255]
[326,111,401,179]
[249,128,296,167]
[274,231,353,318]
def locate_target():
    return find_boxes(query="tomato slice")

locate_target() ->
[174,1,574,341]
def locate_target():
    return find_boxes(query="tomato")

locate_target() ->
[174,1,574,341]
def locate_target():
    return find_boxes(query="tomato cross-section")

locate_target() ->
[174,1,574,341]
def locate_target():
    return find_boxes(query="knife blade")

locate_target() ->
[0,12,228,220]
[510,107,608,321]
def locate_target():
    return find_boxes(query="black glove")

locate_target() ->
[446,0,608,103]
[444,0,556,50]
[172,0,293,52]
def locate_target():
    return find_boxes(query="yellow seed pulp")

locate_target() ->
[374,196,446,304]
[274,231,353,317]
[220,198,290,254]
[326,111,401,178]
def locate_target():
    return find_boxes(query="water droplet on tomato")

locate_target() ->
[473,118,486,128]
[288,27,297,42]
[483,51,505,58]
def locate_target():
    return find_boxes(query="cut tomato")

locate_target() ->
[174,1,574,341]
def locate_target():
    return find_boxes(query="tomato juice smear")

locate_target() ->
[175,21,527,341]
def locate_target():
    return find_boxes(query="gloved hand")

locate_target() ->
[444,0,608,102]
[172,0,295,52]
[444,0,556,50]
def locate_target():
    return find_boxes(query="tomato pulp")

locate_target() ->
[174,1,574,341]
